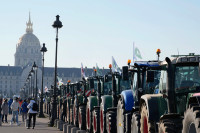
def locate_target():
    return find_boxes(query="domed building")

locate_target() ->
[14,14,42,67]
[0,13,107,99]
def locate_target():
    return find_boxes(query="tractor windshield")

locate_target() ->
[175,65,200,93]
[144,70,161,94]
[103,80,112,95]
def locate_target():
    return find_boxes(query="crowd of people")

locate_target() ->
[0,97,38,129]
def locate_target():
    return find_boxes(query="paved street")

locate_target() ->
[0,114,62,133]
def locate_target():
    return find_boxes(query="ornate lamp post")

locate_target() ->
[30,68,34,98]
[50,15,63,126]
[33,62,38,102]
[39,43,47,117]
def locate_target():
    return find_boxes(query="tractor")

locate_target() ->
[100,66,131,133]
[116,60,161,133]
[139,53,200,133]
[86,74,107,133]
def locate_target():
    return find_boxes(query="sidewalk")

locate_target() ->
[0,114,62,133]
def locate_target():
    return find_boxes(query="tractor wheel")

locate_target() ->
[73,102,79,127]
[140,103,155,133]
[106,110,117,133]
[100,105,107,133]
[131,112,141,133]
[93,108,100,133]
[78,105,86,130]
[86,101,93,133]
[66,100,70,123]
[117,98,125,133]
[70,104,74,125]
[159,118,182,133]
[182,105,200,133]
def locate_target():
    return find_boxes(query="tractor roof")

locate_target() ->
[160,53,200,65]
[134,61,160,67]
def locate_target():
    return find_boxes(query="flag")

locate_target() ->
[81,63,86,79]
[96,63,102,76]
[133,43,142,63]
[44,86,48,92]
[57,76,63,86]
[112,56,122,74]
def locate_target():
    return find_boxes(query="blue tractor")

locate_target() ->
[115,61,161,133]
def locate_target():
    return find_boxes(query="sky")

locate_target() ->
[0,0,200,69]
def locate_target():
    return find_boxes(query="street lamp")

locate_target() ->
[39,43,47,117]
[50,15,63,127]
[33,61,38,102]
[28,74,31,97]
[30,68,34,98]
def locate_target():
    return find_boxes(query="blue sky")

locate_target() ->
[0,0,200,69]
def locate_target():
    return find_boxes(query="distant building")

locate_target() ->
[0,13,106,98]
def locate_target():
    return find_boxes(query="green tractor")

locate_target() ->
[139,53,200,133]
[86,74,107,133]
[114,60,161,133]
[100,68,131,133]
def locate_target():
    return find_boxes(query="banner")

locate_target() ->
[96,63,102,76]
[57,76,63,86]
[133,43,142,63]
[81,63,86,79]
[112,56,121,74]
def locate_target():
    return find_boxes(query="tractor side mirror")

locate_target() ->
[147,71,154,82]
[122,66,129,80]
[90,79,94,88]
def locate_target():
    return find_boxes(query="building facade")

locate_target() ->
[0,14,103,98]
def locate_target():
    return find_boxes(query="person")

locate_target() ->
[18,99,23,115]
[1,98,8,123]
[27,99,38,129]
[21,99,28,122]
[10,97,20,126]
[8,98,13,114]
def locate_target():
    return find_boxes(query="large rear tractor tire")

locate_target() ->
[182,105,200,133]
[159,118,182,133]
[70,104,74,125]
[106,110,117,133]
[131,112,141,133]
[86,102,93,133]
[78,105,86,130]
[117,98,125,133]
[140,103,155,133]
[93,107,100,133]
[73,102,79,127]
[66,99,70,123]
[100,106,107,133]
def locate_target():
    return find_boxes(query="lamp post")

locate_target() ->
[28,73,31,97]
[30,68,34,98]
[39,43,47,117]
[50,15,63,127]
[33,62,38,102]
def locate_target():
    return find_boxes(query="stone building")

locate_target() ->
[0,14,105,98]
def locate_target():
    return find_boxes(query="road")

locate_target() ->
[0,114,62,133]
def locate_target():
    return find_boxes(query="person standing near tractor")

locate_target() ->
[27,99,38,129]
[1,98,8,123]
[10,97,20,126]
[21,99,28,122]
